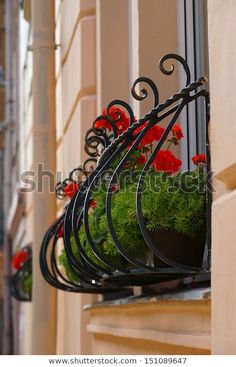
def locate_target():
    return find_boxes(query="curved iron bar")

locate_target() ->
[204,91,211,269]
[52,220,113,290]
[84,100,135,157]
[67,159,131,275]
[131,77,159,108]
[56,164,93,200]
[64,197,116,276]
[159,53,191,87]
[75,140,134,273]
[85,125,111,158]
[41,111,134,290]
[40,215,124,293]
[41,117,127,290]
[67,101,137,274]
[82,158,98,173]
[11,246,32,302]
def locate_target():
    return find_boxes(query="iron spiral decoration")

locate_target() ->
[40,54,211,292]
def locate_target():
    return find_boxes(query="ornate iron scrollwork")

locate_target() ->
[40,54,211,292]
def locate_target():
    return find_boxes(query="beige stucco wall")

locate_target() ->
[20,0,57,355]
[55,0,97,354]
[208,0,236,354]
[19,0,212,355]
[132,0,178,117]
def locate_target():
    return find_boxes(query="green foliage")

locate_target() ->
[59,167,206,280]
[78,203,129,268]
[22,271,32,297]
[141,170,206,236]
[58,240,81,284]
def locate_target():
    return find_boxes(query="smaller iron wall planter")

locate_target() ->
[11,245,32,302]
[40,53,211,293]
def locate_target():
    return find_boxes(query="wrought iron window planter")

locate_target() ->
[11,245,32,301]
[40,54,210,294]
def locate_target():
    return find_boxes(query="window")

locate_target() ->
[178,0,209,170]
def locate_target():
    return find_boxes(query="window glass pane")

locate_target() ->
[177,0,209,170]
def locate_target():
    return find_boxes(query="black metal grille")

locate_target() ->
[40,54,210,293]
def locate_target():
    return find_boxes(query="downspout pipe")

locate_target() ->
[2,0,14,355]
[30,0,57,354]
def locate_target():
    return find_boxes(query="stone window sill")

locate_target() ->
[84,283,211,354]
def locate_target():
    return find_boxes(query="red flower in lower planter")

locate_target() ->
[63,182,79,199]
[134,123,165,146]
[192,153,206,166]
[95,106,130,135]
[152,150,182,174]
[12,249,30,270]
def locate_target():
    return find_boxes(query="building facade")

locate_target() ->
[0,0,235,355]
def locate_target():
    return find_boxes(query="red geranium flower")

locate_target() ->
[136,153,146,165]
[94,108,111,130]
[172,124,184,140]
[111,184,119,192]
[89,199,96,209]
[152,150,182,174]
[95,107,130,135]
[134,123,165,146]
[58,224,64,238]
[192,153,206,166]
[12,249,30,270]
[63,182,79,199]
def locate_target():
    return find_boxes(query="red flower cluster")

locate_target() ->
[63,182,79,199]
[152,150,182,174]
[134,123,164,146]
[192,154,206,166]
[136,153,146,165]
[111,184,119,192]
[12,249,30,270]
[89,199,96,209]
[172,124,184,140]
[58,223,64,238]
[95,106,130,135]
